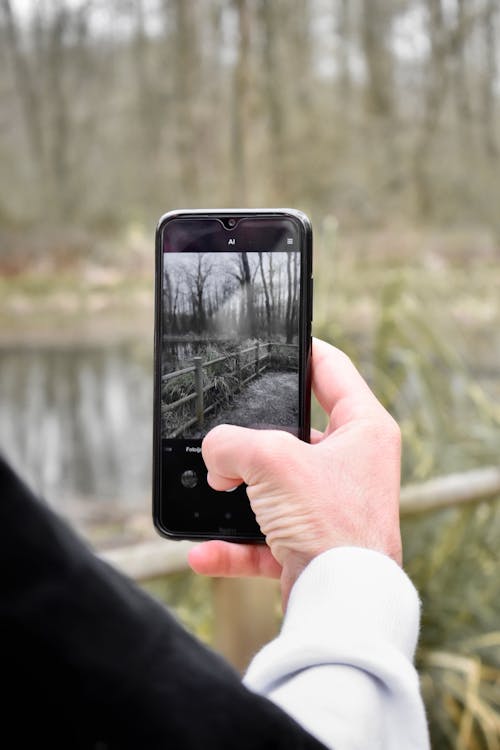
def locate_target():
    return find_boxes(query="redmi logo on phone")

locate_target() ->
[228,238,236,245]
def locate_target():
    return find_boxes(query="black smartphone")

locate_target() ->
[153,209,313,542]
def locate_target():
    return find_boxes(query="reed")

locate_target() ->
[313,226,500,749]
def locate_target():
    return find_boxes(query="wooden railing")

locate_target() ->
[162,342,298,437]
[99,465,500,670]
[100,465,500,581]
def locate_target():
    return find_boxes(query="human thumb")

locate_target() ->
[202,424,300,492]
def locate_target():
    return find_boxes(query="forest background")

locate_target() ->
[1,1,499,748]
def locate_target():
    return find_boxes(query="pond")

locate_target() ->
[0,341,153,515]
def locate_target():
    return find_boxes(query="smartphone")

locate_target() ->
[153,209,313,542]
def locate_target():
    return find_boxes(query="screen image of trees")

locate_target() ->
[163,250,300,355]
[161,250,300,438]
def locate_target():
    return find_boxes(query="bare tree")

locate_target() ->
[413,0,449,219]
[453,0,471,131]
[1,0,45,179]
[259,0,286,201]
[337,0,352,105]
[168,0,200,203]
[258,251,272,338]
[360,0,394,118]
[186,254,212,333]
[230,0,251,204]
[46,3,73,217]
[481,0,498,158]
[133,0,163,161]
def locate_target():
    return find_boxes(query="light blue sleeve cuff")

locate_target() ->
[244,546,421,691]
[243,547,429,749]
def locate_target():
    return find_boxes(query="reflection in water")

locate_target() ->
[0,343,152,512]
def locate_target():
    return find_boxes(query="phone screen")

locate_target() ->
[154,212,312,541]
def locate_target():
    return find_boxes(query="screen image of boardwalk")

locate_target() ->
[161,250,300,439]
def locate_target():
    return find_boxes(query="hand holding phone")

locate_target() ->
[190,338,403,607]
[153,209,313,542]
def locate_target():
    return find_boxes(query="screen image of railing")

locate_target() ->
[161,342,299,438]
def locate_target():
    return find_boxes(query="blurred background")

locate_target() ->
[0,1,499,746]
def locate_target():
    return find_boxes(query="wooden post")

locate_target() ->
[235,352,241,389]
[193,356,204,428]
[212,577,281,673]
[255,341,260,375]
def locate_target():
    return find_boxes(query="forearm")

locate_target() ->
[244,547,430,750]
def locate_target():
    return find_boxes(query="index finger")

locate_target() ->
[188,541,281,579]
[311,338,385,425]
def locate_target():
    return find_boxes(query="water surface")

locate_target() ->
[0,342,153,515]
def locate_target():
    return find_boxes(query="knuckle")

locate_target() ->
[260,430,297,462]
[335,347,354,368]
[384,414,402,448]
[201,424,227,465]
[364,411,401,453]
[246,430,299,479]
[380,418,402,459]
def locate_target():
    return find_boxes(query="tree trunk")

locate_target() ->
[240,252,255,337]
[47,5,72,218]
[230,0,250,205]
[0,0,45,181]
[171,0,200,203]
[337,0,352,105]
[258,252,272,339]
[285,252,293,344]
[413,0,448,219]
[360,0,394,118]
[453,0,471,130]
[260,0,286,201]
[481,0,498,158]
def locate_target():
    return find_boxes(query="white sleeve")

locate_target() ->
[243,547,430,750]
